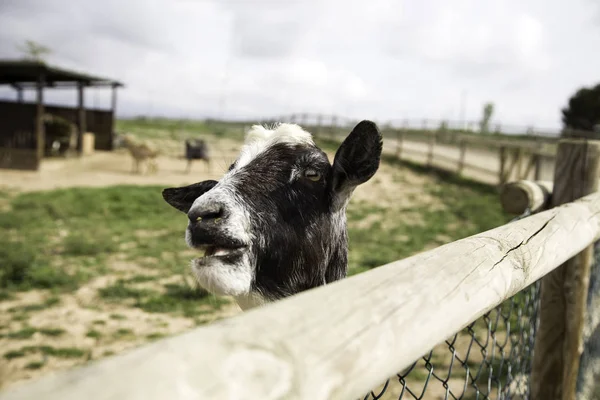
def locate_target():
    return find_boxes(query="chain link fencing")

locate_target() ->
[361,211,541,400]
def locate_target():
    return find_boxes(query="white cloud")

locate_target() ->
[1,0,599,132]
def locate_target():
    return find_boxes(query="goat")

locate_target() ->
[162,120,382,310]
[120,134,159,174]
[184,139,210,173]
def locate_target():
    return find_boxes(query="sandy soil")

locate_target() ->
[0,136,452,392]
[1,135,494,397]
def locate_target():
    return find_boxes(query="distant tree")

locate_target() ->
[17,40,51,62]
[561,83,600,133]
[437,120,448,132]
[479,102,494,134]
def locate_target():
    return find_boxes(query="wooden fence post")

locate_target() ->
[515,148,523,179]
[396,130,403,160]
[457,140,466,175]
[534,154,542,180]
[499,146,507,185]
[531,138,600,400]
[315,114,322,139]
[427,132,435,168]
[330,115,337,140]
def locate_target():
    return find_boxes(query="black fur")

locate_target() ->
[162,180,217,213]
[162,120,382,301]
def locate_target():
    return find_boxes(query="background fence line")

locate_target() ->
[266,114,561,187]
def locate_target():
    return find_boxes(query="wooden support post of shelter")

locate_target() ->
[11,83,24,103]
[531,138,600,400]
[77,82,86,153]
[110,83,118,113]
[35,74,45,161]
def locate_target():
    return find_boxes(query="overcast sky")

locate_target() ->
[0,0,599,132]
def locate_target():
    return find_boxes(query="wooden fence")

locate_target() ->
[0,133,599,399]
[271,113,561,187]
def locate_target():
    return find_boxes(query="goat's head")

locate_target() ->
[162,120,382,309]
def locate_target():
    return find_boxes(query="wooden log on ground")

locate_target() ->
[531,138,600,400]
[499,180,553,215]
[3,191,600,400]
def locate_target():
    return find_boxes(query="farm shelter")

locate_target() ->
[0,59,124,170]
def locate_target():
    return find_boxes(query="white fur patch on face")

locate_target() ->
[234,123,315,170]
[191,254,253,297]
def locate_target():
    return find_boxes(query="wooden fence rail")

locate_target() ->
[285,114,561,186]
[2,188,600,400]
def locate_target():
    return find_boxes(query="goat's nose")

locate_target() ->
[188,203,224,223]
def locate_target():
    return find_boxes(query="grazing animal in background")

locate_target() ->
[120,134,159,174]
[162,120,383,310]
[184,139,210,173]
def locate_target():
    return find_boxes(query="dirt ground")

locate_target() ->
[0,137,454,392]
[2,135,507,399]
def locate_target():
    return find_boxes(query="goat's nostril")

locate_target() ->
[188,206,224,223]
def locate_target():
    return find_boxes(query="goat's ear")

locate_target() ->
[329,120,382,211]
[162,180,218,213]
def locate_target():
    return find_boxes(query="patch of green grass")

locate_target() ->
[113,328,134,339]
[37,346,86,358]
[0,243,76,291]
[39,327,66,337]
[122,275,157,284]
[136,282,224,317]
[146,332,166,340]
[9,296,60,313]
[11,313,29,322]
[0,290,14,301]
[86,330,102,339]
[0,185,190,293]
[115,117,243,142]
[4,350,26,360]
[99,282,157,302]
[337,151,511,275]
[4,345,86,360]
[109,313,127,320]
[92,319,106,325]
[7,327,37,339]
[63,232,118,256]
[25,361,45,370]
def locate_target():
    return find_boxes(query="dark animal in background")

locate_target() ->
[185,139,210,173]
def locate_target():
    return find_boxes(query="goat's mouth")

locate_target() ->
[193,244,246,266]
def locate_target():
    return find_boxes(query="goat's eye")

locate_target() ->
[304,169,321,181]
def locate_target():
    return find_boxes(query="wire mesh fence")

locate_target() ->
[361,212,541,400]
